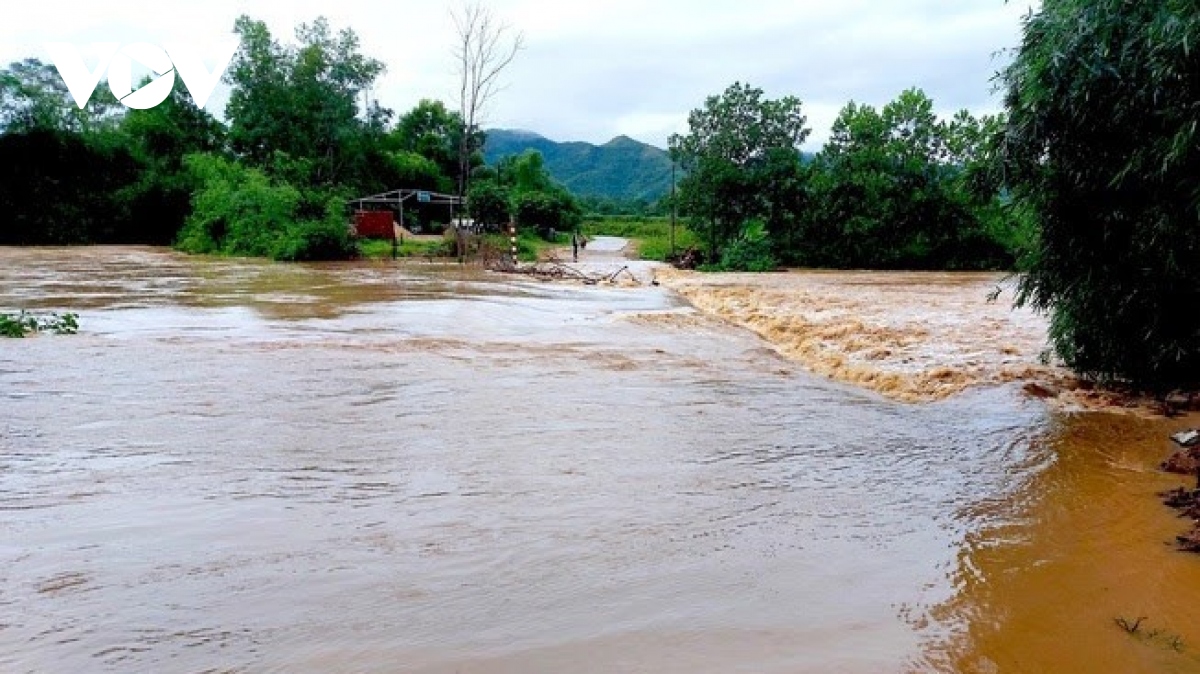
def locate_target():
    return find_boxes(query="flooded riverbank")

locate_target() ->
[2,247,1199,673]
[655,269,1054,403]
[655,269,1190,417]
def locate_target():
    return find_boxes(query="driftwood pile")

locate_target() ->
[668,247,705,270]
[487,258,642,285]
[1162,429,1200,552]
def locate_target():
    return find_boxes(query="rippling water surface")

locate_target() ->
[2,247,1198,673]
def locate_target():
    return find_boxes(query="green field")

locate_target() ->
[357,237,453,260]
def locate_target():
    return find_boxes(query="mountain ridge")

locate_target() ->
[483,128,673,203]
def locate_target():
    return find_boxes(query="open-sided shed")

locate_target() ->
[348,189,464,238]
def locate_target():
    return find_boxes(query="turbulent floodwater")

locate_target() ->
[655,269,1052,403]
[2,247,1199,674]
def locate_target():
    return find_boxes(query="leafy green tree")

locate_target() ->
[122,82,224,163]
[119,80,227,243]
[484,149,582,237]
[496,149,555,195]
[0,60,149,245]
[1001,0,1200,387]
[388,99,481,189]
[669,82,809,260]
[467,179,511,228]
[757,147,810,263]
[874,89,964,266]
[225,15,387,189]
[943,110,1035,263]
[882,88,944,163]
[513,189,579,237]
[796,101,890,265]
[382,151,445,192]
[0,58,122,133]
[0,128,141,244]
[799,90,1018,270]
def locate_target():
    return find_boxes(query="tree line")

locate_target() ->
[1,2,1195,389]
[668,0,1199,390]
[0,13,556,259]
[669,83,1026,272]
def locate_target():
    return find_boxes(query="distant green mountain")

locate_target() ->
[483,129,674,202]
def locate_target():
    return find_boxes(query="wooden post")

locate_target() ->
[670,161,677,258]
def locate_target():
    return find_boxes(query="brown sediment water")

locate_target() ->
[918,413,1200,674]
[655,269,1058,403]
[2,246,1199,673]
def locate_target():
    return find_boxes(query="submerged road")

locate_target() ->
[1,246,1198,673]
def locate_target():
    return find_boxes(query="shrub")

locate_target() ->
[176,153,355,261]
[717,220,777,271]
[1,311,79,337]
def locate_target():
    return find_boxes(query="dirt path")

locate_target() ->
[579,235,630,255]
[547,236,660,285]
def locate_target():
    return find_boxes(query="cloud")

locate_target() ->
[0,0,1038,149]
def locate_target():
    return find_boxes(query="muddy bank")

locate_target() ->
[1163,486,1200,552]
[1162,431,1200,552]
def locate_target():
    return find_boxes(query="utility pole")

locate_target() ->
[670,161,677,259]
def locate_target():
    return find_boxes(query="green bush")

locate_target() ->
[176,153,355,261]
[271,212,356,261]
[1,311,79,337]
[715,220,777,271]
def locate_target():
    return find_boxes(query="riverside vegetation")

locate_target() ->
[0,1,1197,390]
[0,311,79,338]
[0,15,1022,274]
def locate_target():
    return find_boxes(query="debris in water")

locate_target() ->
[1179,529,1200,554]
[487,258,644,286]
[1162,448,1200,476]
[1171,429,1200,447]
[1161,434,1200,553]
[1023,382,1058,399]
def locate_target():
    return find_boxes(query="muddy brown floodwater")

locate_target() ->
[2,246,1200,673]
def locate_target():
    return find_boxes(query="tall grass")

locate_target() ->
[358,237,454,260]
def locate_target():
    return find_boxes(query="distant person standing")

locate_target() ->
[572,232,580,262]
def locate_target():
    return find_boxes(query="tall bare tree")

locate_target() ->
[452,2,523,198]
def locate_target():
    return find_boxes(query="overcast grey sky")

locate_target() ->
[0,1,1038,149]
